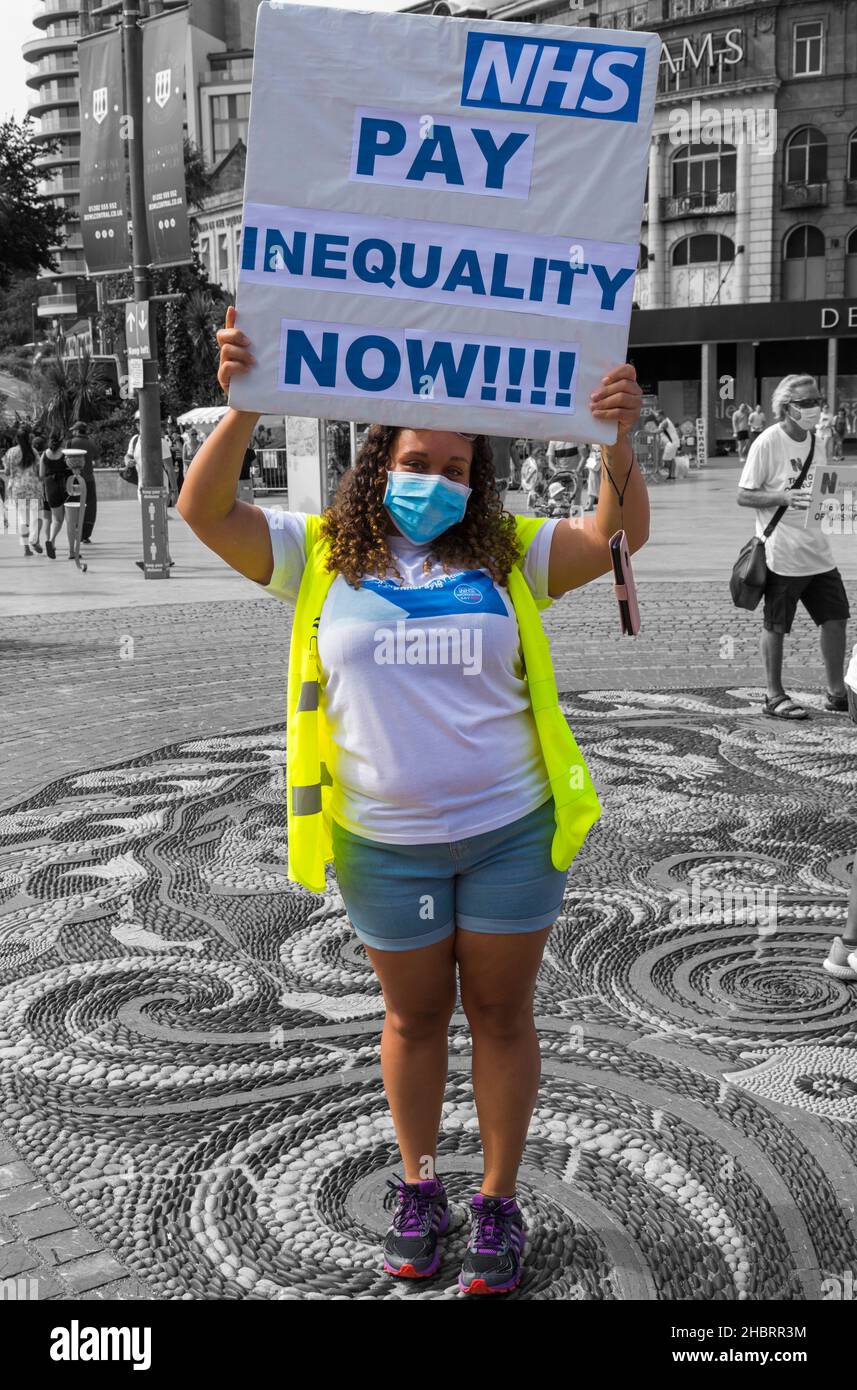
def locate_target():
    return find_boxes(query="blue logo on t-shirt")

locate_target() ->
[360,569,506,618]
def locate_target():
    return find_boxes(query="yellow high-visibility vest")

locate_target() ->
[286,513,602,893]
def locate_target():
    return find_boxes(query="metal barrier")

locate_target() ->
[255,448,288,493]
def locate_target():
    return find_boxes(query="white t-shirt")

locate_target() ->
[738,422,833,577]
[256,508,560,844]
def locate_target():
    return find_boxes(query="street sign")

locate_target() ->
[138,486,171,578]
[128,356,145,390]
[125,300,152,359]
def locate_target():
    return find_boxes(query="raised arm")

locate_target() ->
[546,363,649,597]
[176,307,273,583]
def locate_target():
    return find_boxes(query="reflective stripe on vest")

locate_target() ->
[285,513,601,893]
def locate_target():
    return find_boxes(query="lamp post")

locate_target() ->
[122,0,171,577]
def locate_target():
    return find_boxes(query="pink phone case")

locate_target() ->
[609,529,641,636]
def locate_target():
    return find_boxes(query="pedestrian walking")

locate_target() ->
[653,408,681,478]
[177,306,649,1297]
[38,430,70,559]
[833,406,848,460]
[732,402,751,462]
[2,428,44,554]
[125,414,177,502]
[67,421,98,543]
[737,373,850,720]
[817,401,835,460]
[748,402,766,447]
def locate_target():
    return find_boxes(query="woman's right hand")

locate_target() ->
[216,305,256,395]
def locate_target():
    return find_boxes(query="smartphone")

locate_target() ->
[609,529,641,637]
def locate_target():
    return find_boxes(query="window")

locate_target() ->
[782,224,826,300]
[672,143,736,199]
[210,91,250,164]
[849,131,857,182]
[638,243,649,271]
[217,233,230,288]
[793,19,824,76]
[846,229,857,298]
[672,234,735,266]
[785,127,827,184]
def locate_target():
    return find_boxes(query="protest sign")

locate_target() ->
[805,462,857,534]
[230,3,659,442]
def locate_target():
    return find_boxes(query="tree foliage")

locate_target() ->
[0,119,66,291]
[30,350,113,432]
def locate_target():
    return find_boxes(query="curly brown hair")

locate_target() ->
[319,426,521,588]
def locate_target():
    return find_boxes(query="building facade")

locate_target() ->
[406,0,857,446]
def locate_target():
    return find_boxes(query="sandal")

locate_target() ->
[763,694,809,720]
[824,690,849,713]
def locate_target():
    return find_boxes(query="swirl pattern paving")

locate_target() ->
[1,689,856,1300]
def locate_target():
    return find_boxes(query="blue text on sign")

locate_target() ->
[350,107,536,199]
[461,32,645,123]
[277,317,579,416]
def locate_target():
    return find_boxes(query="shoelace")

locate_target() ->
[473,1199,513,1253]
[386,1175,436,1237]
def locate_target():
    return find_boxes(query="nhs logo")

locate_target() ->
[461,32,645,124]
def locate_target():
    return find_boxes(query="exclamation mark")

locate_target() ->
[554,350,576,409]
[530,349,550,406]
[481,344,501,401]
[505,347,525,403]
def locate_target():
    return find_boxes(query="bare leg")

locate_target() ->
[761,627,786,700]
[456,924,553,1197]
[363,935,457,1184]
[820,618,847,699]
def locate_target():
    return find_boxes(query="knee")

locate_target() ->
[461,997,534,1041]
[823,618,847,632]
[385,1001,454,1043]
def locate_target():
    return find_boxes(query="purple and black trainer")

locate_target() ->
[459,1192,526,1295]
[383,1174,450,1279]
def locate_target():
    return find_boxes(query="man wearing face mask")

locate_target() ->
[737,373,850,719]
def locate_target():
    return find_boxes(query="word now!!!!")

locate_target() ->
[278,317,579,416]
[462,32,646,123]
[241,203,637,326]
[350,108,535,200]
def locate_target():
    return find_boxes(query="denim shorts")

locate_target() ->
[331,796,567,952]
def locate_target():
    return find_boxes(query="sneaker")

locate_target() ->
[45,539,56,559]
[382,1174,449,1279]
[459,1192,525,1295]
[31,540,43,553]
[23,544,32,556]
[823,936,857,981]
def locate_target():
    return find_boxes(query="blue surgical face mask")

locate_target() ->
[383,470,471,543]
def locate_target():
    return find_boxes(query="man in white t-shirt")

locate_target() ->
[125,414,177,505]
[737,372,849,721]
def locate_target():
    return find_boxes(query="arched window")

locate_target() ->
[849,130,857,182]
[671,142,736,207]
[782,224,826,299]
[672,234,735,266]
[846,228,857,298]
[785,127,827,184]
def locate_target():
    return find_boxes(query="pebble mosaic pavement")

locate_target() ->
[2,686,857,1300]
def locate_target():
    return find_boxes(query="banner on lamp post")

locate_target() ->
[78,29,131,275]
[141,8,193,268]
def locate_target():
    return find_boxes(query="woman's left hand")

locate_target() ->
[590,363,642,440]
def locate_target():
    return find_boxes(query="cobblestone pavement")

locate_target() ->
[1,475,856,1300]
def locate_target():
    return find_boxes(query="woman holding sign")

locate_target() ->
[178,307,648,1296]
